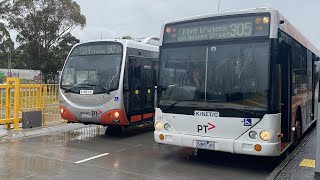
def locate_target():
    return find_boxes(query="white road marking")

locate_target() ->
[18,174,37,180]
[116,148,127,152]
[75,153,110,164]
[134,144,142,147]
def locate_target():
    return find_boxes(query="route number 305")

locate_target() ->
[229,22,253,37]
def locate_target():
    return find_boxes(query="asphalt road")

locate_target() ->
[0,124,286,180]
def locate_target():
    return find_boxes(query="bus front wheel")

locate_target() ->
[293,117,302,146]
[105,126,122,135]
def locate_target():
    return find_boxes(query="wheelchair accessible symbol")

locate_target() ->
[244,119,252,126]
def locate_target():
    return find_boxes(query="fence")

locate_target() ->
[0,77,62,130]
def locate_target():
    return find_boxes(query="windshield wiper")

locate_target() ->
[162,100,183,112]
[81,83,110,94]
[64,86,82,93]
[223,107,264,116]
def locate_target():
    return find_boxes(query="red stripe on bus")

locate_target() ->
[131,115,142,122]
[143,113,154,119]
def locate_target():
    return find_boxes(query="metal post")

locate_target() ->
[316,101,320,173]
[42,85,47,126]
[316,84,320,173]
[5,78,11,130]
[218,0,221,12]
[7,45,12,76]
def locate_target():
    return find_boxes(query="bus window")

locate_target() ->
[292,41,307,95]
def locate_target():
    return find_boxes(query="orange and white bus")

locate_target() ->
[154,8,320,156]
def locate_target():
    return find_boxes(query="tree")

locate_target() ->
[0,22,14,69]
[0,0,10,17]
[47,33,80,83]
[8,0,86,83]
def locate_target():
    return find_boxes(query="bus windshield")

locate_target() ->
[158,41,269,114]
[60,42,122,94]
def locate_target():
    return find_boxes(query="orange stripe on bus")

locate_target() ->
[131,113,154,122]
[131,115,142,122]
[143,113,154,119]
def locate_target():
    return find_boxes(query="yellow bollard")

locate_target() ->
[36,86,41,111]
[5,79,11,130]
[13,78,20,131]
[42,85,47,126]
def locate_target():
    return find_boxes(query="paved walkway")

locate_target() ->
[0,123,86,140]
[274,130,320,180]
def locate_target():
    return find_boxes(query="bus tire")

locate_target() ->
[294,111,302,146]
[105,126,122,136]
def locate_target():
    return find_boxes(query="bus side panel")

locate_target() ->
[291,38,313,134]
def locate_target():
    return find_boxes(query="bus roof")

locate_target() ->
[161,7,320,57]
[74,38,159,52]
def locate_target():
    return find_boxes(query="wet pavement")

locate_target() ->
[0,124,287,180]
[0,123,86,140]
[274,129,320,180]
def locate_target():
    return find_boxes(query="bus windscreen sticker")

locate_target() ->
[114,97,119,101]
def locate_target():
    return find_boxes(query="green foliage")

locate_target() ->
[0,76,5,84]
[20,78,38,84]
[0,23,13,52]
[0,1,14,56]
[7,0,86,83]
[0,0,10,18]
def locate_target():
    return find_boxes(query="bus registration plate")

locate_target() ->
[81,112,92,118]
[196,140,215,150]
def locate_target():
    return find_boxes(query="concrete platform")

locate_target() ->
[0,123,86,141]
[271,128,320,180]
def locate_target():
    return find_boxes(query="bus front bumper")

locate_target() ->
[154,131,281,156]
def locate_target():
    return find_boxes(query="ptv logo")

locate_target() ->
[197,123,216,133]
[92,110,102,116]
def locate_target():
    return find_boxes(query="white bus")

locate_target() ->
[154,8,320,156]
[59,38,159,131]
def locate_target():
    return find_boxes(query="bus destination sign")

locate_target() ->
[71,43,122,56]
[164,14,270,43]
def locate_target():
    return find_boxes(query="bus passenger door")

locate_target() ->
[142,59,156,119]
[129,57,145,123]
[279,41,292,143]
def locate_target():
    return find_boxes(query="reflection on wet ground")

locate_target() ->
[0,124,284,180]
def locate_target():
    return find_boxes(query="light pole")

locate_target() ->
[218,0,221,13]
[7,45,11,77]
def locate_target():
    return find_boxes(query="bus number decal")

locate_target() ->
[156,116,163,121]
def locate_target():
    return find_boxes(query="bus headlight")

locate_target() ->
[60,108,65,114]
[249,131,258,139]
[155,121,163,131]
[164,123,171,131]
[114,112,120,118]
[260,131,271,141]
[263,17,270,24]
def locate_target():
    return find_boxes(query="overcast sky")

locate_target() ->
[73,0,320,48]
